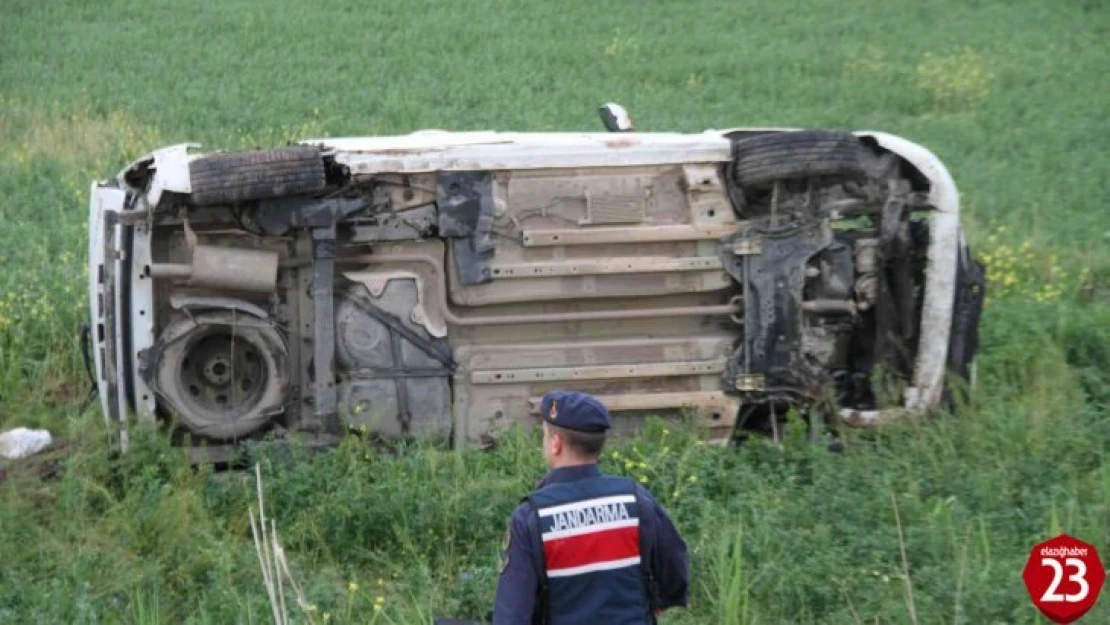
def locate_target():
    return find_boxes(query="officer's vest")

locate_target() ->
[523,474,655,625]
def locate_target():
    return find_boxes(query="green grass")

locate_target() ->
[1,0,1109,622]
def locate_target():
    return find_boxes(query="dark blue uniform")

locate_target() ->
[492,463,690,624]
[492,390,690,624]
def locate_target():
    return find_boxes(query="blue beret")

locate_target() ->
[540,390,612,433]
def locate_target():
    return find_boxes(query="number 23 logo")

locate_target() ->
[1040,557,1090,603]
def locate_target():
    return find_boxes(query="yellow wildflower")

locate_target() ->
[348,581,358,592]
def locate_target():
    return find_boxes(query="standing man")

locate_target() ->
[492,390,689,624]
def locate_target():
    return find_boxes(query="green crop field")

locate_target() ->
[2,0,1108,622]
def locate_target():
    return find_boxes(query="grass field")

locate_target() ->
[2,0,1109,622]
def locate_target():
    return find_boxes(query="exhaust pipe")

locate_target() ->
[149,245,279,292]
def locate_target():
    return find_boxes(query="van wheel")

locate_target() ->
[152,311,290,440]
[188,146,326,206]
[731,130,866,189]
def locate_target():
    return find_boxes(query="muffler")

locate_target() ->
[149,245,279,292]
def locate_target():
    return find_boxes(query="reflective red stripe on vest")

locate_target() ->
[537,494,642,578]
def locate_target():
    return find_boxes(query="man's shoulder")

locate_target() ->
[630,481,664,506]
[509,498,539,528]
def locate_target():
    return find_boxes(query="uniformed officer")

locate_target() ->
[492,390,689,625]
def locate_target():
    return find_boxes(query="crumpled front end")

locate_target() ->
[86,147,182,449]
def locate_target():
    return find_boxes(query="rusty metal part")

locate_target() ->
[728,295,745,325]
[487,256,722,279]
[854,238,879,274]
[854,275,878,311]
[149,245,278,292]
[852,237,880,311]
[471,359,727,384]
[802,299,858,315]
[340,253,740,326]
[521,224,738,247]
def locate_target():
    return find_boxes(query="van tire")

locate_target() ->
[189,146,326,206]
[731,130,866,189]
[152,311,290,440]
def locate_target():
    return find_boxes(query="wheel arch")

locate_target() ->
[851,130,962,414]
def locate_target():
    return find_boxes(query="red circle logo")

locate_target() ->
[1022,534,1105,623]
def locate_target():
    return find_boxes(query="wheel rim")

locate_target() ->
[175,330,269,419]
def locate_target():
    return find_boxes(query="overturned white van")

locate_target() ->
[86,109,984,459]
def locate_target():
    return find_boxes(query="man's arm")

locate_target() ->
[491,506,539,625]
[639,486,689,610]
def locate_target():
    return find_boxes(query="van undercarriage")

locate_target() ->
[86,119,984,459]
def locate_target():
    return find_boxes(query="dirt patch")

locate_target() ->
[0,439,72,486]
